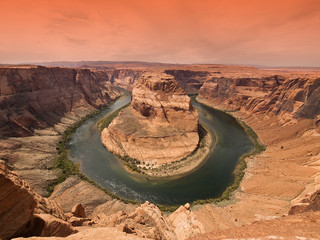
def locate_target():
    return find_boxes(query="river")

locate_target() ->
[67,95,253,205]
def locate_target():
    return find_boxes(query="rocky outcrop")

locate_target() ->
[255,77,320,119]
[0,163,75,239]
[94,201,175,239]
[198,76,320,121]
[164,70,209,94]
[107,69,143,90]
[289,189,320,215]
[49,176,112,216]
[71,203,86,218]
[198,75,283,110]
[101,72,199,164]
[25,214,76,237]
[0,66,120,137]
[168,203,205,240]
[92,201,204,240]
[0,163,37,239]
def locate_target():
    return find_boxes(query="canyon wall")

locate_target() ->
[0,66,120,137]
[198,75,320,122]
[107,69,143,90]
[164,70,209,94]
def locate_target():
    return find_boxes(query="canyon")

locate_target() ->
[0,63,320,239]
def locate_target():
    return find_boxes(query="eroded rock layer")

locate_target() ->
[198,76,320,122]
[0,66,120,137]
[0,163,75,240]
[101,72,199,164]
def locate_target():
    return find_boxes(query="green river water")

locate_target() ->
[67,95,253,205]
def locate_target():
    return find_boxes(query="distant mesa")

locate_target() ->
[101,72,199,166]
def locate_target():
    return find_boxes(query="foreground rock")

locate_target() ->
[49,176,112,217]
[0,163,75,239]
[92,201,204,240]
[101,72,199,165]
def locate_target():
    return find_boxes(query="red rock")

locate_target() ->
[0,66,120,137]
[32,214,77,237]
[0,164,37,240]
[71,203,86,218]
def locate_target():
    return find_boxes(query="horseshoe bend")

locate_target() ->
[101,72,205,175]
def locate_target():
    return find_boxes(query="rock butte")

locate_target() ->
[101,72,199,164]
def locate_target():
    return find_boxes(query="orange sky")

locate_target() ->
[1,0,320,66]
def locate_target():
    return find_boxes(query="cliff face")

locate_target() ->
[249,77,320,119]
[164,70,209,94]
[0,163,75,240]
[107,69,143,90]
[198,76,320,121]
[0,66,120,137]
[101,72,199,164]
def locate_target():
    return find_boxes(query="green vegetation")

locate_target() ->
[97,103,130,132]
[47,109,104,195]
[116,154,143,173]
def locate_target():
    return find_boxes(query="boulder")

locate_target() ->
[71,203,86,218]
[31,214,77,237]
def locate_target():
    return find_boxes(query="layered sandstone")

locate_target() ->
[107,68,143,90]
[164,70,209,94]
[101,72,199,164]
[0,66,120,137]
[0,163,76,240]
[198,75,320,122]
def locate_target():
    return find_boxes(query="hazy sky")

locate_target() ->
[1,0,320,66]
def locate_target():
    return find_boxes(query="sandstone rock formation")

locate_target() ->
[49,176,112,216]
[27,214,76,237]
[71,204,86,218]
[0,163,75,239]
[107,69,143,90]
[168,203,205,240]
[101,72,199,164]
[0,163,37,239]
[0,66,120,137]
[289,189,320,215]
[198,75,284,111]
[91,201,204,240]
[164,69,209,94]
[198,75,320,122]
